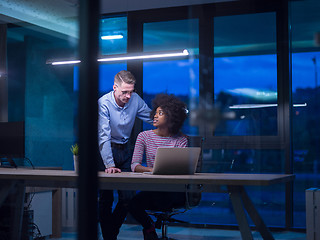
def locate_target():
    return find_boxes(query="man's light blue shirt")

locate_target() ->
[98,91,152,168]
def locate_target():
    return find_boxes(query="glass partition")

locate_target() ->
[214,13,277,136]
[2,1,80,238]
[3,0,320,237]
[291,0,320,228]
[143,19,198,53]
[100,16,127,55]
[140,10,289,229]
[6,3,79,169]
[143,19,199,135]
[73,16,128,142]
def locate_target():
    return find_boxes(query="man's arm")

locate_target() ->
[98,99,119,171]
[135,95,153,124]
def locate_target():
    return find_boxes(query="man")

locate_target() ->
[98,70,152,240]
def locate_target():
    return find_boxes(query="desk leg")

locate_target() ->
[228,186,253,240]
[52,188,62,238]
[228,186,274,240]
[11,181,25,240]
[239,186,274,240]
[0,181,15,207]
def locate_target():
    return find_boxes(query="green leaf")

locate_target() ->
[70,144,79,156]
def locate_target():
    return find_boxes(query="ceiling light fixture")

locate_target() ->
[101,34,124,40]
[98,49,189,62]
[48,49,189,65]
[51,60,81,65]
[229,103,307,109]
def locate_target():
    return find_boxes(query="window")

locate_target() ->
[100,16,127,55]
[213,13,277,136]
[142,19,199,135]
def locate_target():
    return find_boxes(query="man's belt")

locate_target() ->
[111,142,127,150]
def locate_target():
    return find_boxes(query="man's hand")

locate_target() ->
[105,167,121,174]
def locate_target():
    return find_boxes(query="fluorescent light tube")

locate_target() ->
[229,103,307,109]
[229,104,277,109]
[98,49,189,62]
[293,103,307,107]
[49,49,189,65]
[101,34,123,40]
[51,60,81,65]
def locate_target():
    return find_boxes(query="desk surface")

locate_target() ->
[0,168,295,240]
[0,168,294,191]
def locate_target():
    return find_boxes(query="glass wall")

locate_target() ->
[291,0,320,228]
[138,8,290,228]
[197,10,286,227]
[5,6,79,169]
[84,1,318,230]
[3,0,320,237]
[100,16,127,55]
[72,16,128,142]
[1,1,79,238]
[98,16,128,96]
[214,13,277,136]
[143,19,199,134]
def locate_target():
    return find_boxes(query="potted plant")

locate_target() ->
[70,144,79,172]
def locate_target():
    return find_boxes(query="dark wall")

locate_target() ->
[7,29,76,169]
[7,42,26,122]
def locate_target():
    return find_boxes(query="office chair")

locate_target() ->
[149,136,204,240]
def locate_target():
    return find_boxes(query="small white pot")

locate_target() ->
[73,155,79,173]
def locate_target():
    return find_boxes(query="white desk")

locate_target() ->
[0,168,295,240]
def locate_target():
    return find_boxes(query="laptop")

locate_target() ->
[145,147,201,175]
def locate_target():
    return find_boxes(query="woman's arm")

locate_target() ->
[134,164,153,173]
[131,132,147,172]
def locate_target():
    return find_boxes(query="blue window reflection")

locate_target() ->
[100,16,127,55]
[214,54,278,136]
[74,63,127,97]
[143,59,199,135]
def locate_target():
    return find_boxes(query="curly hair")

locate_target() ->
[150,94,187,135]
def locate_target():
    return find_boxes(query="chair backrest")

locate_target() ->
[188,136,204,173]
[185,136,204,209]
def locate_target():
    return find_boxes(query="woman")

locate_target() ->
[129,94,188,240]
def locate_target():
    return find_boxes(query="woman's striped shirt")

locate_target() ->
[131,130,188,172]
